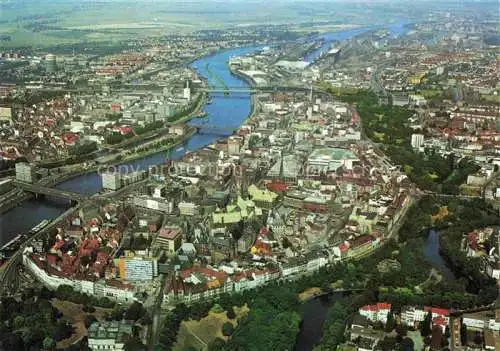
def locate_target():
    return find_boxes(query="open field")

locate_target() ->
[0,0,417,48]
[51,298,113,349]
[174,304,249,350]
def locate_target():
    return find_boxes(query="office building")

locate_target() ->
[411,134,424,150]
[227,136,242,155]
[0,106,12,124]
[183,80,191,101]
[101,172,122,190]
[15,162,36,183]
[44,54,57,72]
[157,227,182,253]
[118,257,158,281]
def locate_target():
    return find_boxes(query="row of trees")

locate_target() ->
[53,285,116,309]
[69,141,98,156]
[166,94,203,123]
[0,294,72,351]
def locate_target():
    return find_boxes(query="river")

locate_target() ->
[0,21,411,244]
[0,18,417,350]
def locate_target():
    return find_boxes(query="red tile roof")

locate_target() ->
[425,307,450,316]
[158,227,181,240]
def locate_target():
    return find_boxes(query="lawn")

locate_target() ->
[407,330,424,351]
[174,305,249,350]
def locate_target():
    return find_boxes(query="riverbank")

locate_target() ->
[165,92,207,126]
[0,127,197,216]
[117,127,197,164]
[0,192,32,215]
[228,66,259,123]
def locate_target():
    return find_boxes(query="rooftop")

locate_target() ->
[309,147,357,161]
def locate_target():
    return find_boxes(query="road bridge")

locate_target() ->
[189,123,236,136]
[198,85,313,94]
[13,180,88,202]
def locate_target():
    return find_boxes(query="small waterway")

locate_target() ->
[294,293,343,351]
[423,229,456,281]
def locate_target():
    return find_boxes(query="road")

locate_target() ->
[148,274,166,350]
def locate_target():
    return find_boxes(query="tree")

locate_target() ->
[385,311,396,332]
[376,336,397,351]
[222,321,234,337]
[395,324,408,338]
[460,323,467,345]
[124,302,145,321]
[13,315,25,329]
[398,337,414,351]
[208,337,227,351]
[82,304,96,313]
[226,308,236,320]
[230,221,244,241]
[444,325,451,338]
[420,311,432,337]
[124,335,146,351]
[110,306,124,321]
[473,331,482,346]
[140,313,153,326]
[84,315,97,329]
[211,303,224,313]
[42,336,56,350]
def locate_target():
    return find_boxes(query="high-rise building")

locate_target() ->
[227,136,242,155]
[15,162,36,183]
[183,80,191,101]
[44,54,57,72]
[411,134,424,150]
[118,257,158,281]
[101,172,121,190]
[0,106,12,125]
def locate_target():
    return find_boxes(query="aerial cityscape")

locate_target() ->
[0,0,498,350]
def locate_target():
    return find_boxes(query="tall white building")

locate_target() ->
[411,134,425,150]
[15,162,36,183]
[183,80,191,101]
[122,257,158,281]
[101,171,121,190]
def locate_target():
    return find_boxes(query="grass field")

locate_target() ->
[0,0,402,48]
[174,305,250,351]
